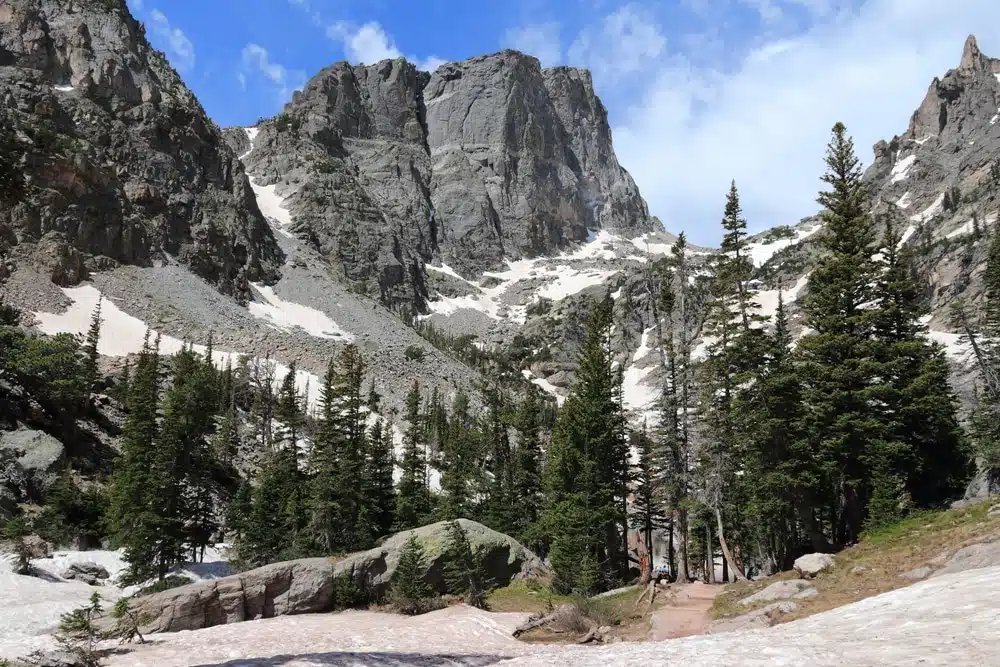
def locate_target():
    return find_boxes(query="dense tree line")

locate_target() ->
[0,121,986,599]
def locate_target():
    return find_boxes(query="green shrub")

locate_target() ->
[137,574,192,596]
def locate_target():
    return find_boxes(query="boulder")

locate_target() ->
[738,579,817,606]
[793,553,834,578]
[23,534,52,559]
[130,519,548,633]
[62,561,111,585]
[930,540,1000,578]
[0,427,64,498]
[900,567,932,582]
[709,601,798,634]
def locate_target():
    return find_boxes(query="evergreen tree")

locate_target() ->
[440,390,477,520]
[483,384,515,534]
[512,390,543,545]
[396,381,430,530]
[332,345,369,550]
[225,480,253,543]
[307,357,343,553]
[390,534,433,615]
[541,295,629,593]
[108,332,162,583]
[442,520,488,609]
[630,425,667,574]
[81,298,102,392]
[872,217,971,512]
[796,122,884,544]
[55,592,107,667]
[698,182,762,580]
[362,419,397,540]
[749,294,813,563]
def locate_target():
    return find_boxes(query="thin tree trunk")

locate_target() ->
[706,521,716,584]
[667,515,676,582]
[722,552,729,583]
[715,507,746,581]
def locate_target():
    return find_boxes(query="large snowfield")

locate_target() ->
[0,546,231,660]
[0,564,987,665]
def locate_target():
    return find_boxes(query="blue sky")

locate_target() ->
[128,0,1000,244]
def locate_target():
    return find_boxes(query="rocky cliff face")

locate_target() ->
[0,0,282,296]
[240,51,657,311]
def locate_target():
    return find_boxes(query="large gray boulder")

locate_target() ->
[130,519,548,633]
[0,427,64,499]
[738,579,816,606]
[793,553,834,579]
[930,540,1000,578]
[709,601,798,634]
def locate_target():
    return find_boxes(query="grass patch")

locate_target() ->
[711,501,1000,623]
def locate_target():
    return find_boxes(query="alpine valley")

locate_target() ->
[3,1,1000,665]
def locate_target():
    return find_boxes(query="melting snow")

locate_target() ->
[756,274,810,322]
[946,213,998,239]
[991,110,1000,125]
[746,224,823,268]
[910,193,945,223]
[0,546,231,661]
[896,192,913,209]
[521,370,566,407]
[913,135,936,145]
[425,233,625,323]
[890,154,916,183]
[248,284,354,341]
[32,285,324,407]
[898,224,917,247]
[249,179,294,230]
[53,84,74,92]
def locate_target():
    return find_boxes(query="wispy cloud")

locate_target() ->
[148,9,195,72]
[568,4,666,83]
[602,0,1000,243]
[241,44,306,103]
[504,23,562,67]
[327,21,447,71]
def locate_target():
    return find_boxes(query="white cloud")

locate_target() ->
[327,21,446,71]
[127,0,144,11]
[148,9,195,72]
[504,23,562,67]
[606,0,1000,244]
[241,44,306,103]
[569,4,666,81]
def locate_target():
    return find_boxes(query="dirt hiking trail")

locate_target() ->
[649,581,724,640]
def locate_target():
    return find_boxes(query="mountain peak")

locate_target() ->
[959,34,983,71]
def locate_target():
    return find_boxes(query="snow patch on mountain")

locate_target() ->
[910,193,945,223]
[897,191,913,209]
[521,370,566,406]
[248,284,354,341]
[890,154,917,183]
[747,223,823,268]
[425,233,630,323]
[946,213,998,239]
[32,285,323,407]
[757,274,810,321]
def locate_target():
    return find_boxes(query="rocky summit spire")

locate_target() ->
[959,34,983,71]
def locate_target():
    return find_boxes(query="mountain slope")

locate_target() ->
[0,0,281,297]
[236,51,659,311]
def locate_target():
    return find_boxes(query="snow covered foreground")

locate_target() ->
[80,565,1000,666]
[0,547,231,660]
